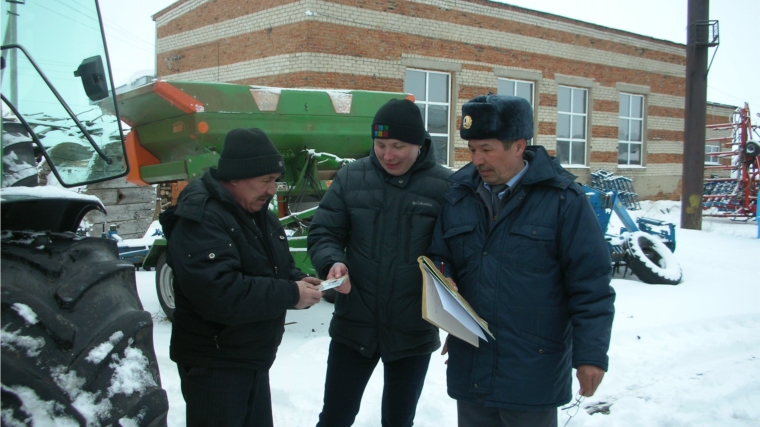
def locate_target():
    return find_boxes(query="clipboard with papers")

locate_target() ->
[418,256,494,347]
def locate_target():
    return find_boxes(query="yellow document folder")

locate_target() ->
[418,256,494,347]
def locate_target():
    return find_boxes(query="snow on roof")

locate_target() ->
[0,186,102,205]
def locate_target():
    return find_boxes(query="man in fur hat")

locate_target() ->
[159,127,324,427]
[428,95,616,427]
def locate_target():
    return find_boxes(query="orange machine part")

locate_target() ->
[153,81,205,114]
[125,131,160,186]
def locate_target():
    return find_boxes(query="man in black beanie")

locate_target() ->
[159,127,324,427]
[428,95,615,427]
[307,98,452,427]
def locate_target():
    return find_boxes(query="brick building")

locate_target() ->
[153,0,737,199]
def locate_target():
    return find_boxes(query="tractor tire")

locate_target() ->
[624,231,682,285]
[155,252,175,322]
[1,231,168,426]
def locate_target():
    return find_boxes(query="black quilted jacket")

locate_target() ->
[161,170,305,370]
[307,138,452,362]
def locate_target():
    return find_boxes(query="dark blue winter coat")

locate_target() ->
[428,145,615,410]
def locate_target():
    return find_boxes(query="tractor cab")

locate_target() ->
[1,0,128,232]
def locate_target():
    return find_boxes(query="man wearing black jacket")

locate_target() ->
[308,99,453,427]
[160,128,323,427]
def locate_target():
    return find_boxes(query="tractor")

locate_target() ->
[1,1,170,424]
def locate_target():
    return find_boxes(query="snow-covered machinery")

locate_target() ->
[703,103,759,219]
[111,81,412,320]
[1,1,169,425]
[584,185,683,285]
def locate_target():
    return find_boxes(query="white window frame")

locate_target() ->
[404,69,451,165]
[498,78,534,144]
[618,93,645,166]
[556,86,588,166]
[705,145,721,165]
[497,77,534,106]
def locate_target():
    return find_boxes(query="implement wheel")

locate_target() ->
[624,231,682,285]
[155,252,175,322]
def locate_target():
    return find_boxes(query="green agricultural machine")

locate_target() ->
[113,81,411,320]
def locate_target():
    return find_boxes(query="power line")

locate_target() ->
[34,1,155,55]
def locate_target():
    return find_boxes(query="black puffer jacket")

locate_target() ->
[160,170,304,370]
[307,139,452,362]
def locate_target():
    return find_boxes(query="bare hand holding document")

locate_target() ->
[418,256,494,347]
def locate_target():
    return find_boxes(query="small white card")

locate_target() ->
[318,276,346,292]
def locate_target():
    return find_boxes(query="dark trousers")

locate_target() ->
[457,400,558,427]
[316,340,431,427]
[177,365,273,427]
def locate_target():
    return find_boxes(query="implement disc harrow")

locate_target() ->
[702,103,759,219]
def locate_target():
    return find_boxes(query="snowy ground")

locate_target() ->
[133,201,760,427]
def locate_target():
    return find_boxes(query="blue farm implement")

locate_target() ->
[584,185,682,285]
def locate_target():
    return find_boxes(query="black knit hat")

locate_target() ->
[216,128,285,180]
[371,98,426,146]
[460,95,533,142]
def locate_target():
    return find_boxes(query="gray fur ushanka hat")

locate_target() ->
[460,95,533,142]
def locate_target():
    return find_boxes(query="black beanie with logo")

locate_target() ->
[371,98,426,146]
[216,128,285,180]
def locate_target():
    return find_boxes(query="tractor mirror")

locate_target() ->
[74,56,109,101]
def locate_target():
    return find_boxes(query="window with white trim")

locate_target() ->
[619,93,644,165]
[705,145,720,164]
[556,86,587,166]
[404,69,450,165]
[498,78,534,106]
[498,78,534,144]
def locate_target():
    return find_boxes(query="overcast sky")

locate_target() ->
[100,0,759,109]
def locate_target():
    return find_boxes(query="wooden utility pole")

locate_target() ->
[681,0,715,230]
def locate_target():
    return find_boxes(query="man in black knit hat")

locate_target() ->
[308,98,453,427]
[159,127,324,427]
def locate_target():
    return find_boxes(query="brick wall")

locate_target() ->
[152,0,738,199]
